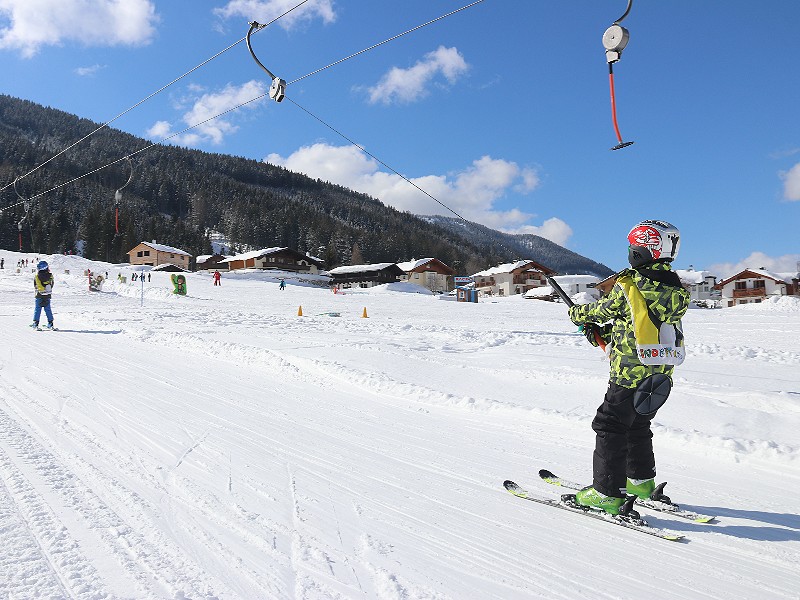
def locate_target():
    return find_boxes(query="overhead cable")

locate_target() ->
[288,0,487,85]
[0,0,313,195]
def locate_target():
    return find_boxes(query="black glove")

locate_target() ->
[581,323,611,347]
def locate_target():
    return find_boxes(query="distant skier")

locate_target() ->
[279,278,286,291]
[31,260,55,330]
[213,270,221,286]
[567,220,690,515]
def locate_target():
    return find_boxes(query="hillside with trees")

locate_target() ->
[0,94,611,276]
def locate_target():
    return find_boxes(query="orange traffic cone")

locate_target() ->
[361,307,368,318]
[298,305,303,317]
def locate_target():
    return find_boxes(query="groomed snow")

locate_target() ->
[1,252,799,599]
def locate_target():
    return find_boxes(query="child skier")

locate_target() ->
[567,220,690,515]
[32,260,55,330]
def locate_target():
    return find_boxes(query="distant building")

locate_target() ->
[714,268,799,307]
[472,260,555,297]
[219,247,324,274]
[195,253,228,271]
[328,263,404,289]
[127,241,192,270]
[524,274,600,300]
[675,267,719,302]
[397,258,456,293]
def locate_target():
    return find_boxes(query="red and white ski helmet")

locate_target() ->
[627,220,680,267]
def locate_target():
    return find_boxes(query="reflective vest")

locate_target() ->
[35,273,54,296]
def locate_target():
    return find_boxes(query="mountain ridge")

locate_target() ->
[0,94,610,276]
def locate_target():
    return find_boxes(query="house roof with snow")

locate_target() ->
[675,269,717,285]
[396,258,455,275]
[196,254,228,263]
[222,247,287,262]
[473,259,554,277]
[550,274,600,285]
[134,241,191,257]
[328,263,399,275]
[716,269,799,288]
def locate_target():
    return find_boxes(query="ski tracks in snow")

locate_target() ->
[0,393,232,599]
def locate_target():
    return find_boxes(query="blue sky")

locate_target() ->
[1,0,798,274]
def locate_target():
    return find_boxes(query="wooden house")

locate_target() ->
[675,268,720,302]
[219,248,324,273]
[472,260,555,297]
[195,253,228,271]
[396,258,456,293]
[127,241,192,270]
[714,268,799,307]
[328,263,404,289]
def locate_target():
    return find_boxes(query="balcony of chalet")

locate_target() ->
[732,288,766,298]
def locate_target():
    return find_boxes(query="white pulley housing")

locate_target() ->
[603,24,629,63]
[269,77,286,102]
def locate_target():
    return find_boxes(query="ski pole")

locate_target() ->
[545,275,607,351]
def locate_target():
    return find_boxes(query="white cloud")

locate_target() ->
[707,252,800,279]
[265,142,570,244]
[214,0,335,30]
[147,81,267,146]
[510,218,573,246]
[74,64,104,77]
[0,0,158,58]
[366,46,469,105]
[780,163,800,201]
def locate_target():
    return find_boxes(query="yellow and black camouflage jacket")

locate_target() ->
[568,262,690,389]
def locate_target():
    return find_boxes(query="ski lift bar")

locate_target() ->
[13,177,30,251]
[603,0,634,150]
[114,157,134,234]
[246,22,286,102]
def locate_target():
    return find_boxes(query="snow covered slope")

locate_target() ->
[1,252,798,599]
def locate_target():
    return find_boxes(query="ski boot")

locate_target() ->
[573,486,640,519]
[627,478,672,503]
[43,323,55,331]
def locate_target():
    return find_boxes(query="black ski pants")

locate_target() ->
[591,381,657,498]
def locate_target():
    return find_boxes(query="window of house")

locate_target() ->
[137,251,143,257]
[170,254,175,258]
[143,250,150,256]
[735,281,747,290]
[269,257,276,262]
[753,280,765,289]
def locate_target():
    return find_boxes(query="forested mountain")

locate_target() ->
[423,216,614,277]
[0,94,610,276]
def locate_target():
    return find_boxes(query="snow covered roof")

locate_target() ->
[328,263,398,275]
[675,269,716,285]
[397,258,435,272]
[551,275,599,285]
[139,241,191,256]
[473,260,538,277]
[223,247,287,262]
[750,269,799,283]
[196,254,228,263]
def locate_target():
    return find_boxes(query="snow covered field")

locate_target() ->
[1,251,798,600]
